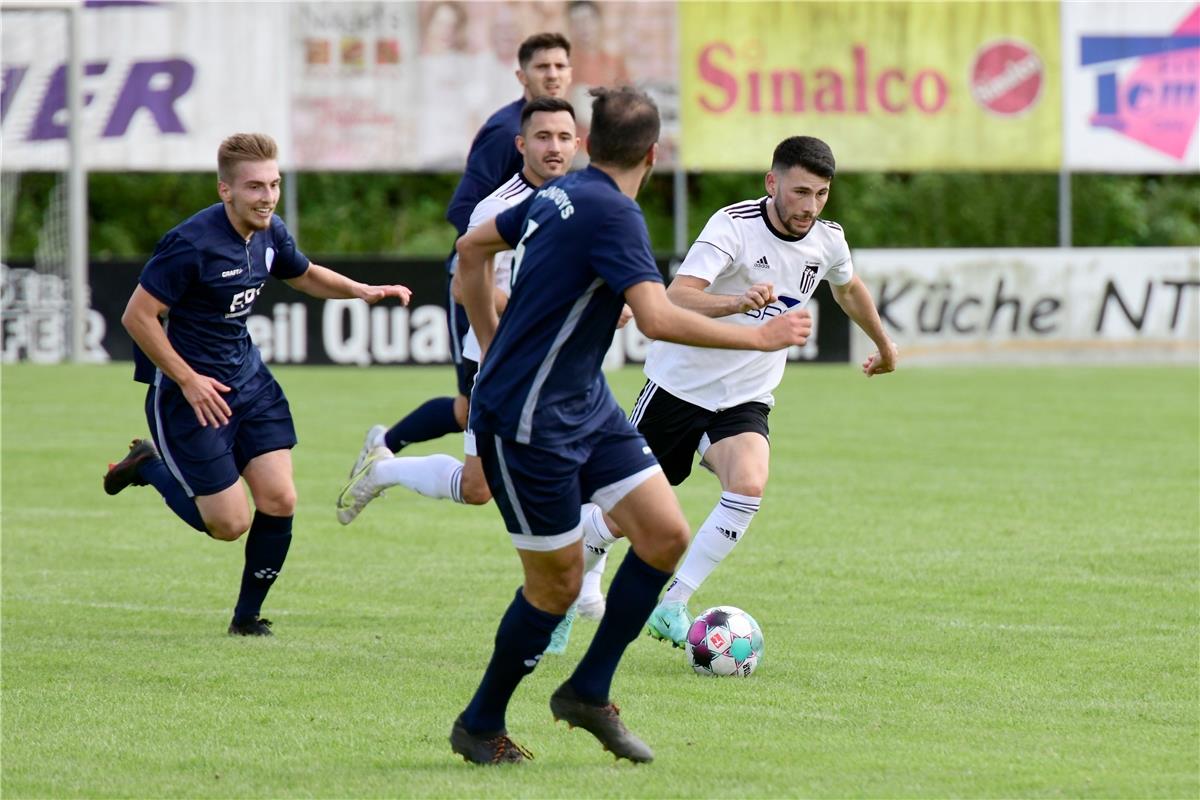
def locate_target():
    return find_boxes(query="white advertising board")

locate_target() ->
[1,3,291,171]
[852,248,1200,364]
[1063,1,1200,173]
[1,0,678,171]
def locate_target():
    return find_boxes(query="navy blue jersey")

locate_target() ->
[445,98,525,237]
[469,166,664,446]
[134,203,309,388]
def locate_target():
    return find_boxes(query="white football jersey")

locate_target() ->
[643,197,854,411]
[461,172,534,362]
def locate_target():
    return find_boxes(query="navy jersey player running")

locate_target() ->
[336,97,581,522]
[447,86,813,765]
[349,33,572,466]
[103,133,411,636]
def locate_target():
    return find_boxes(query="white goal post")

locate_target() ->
[1,0,88,362]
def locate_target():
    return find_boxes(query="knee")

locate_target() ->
[460,472,492,506]
[726,480,765,499]
[661,522,690,562]
[632,519,689,572]
[255,486,297,517]
[545,575,582,614]
[207,515,250,541]
[453,395,469,429]
[525,572,581,615]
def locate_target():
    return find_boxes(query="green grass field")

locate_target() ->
[2,363,1197,798]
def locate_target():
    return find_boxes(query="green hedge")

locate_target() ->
[2,171,1197,261]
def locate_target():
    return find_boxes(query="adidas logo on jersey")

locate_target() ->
[753,255,771,269]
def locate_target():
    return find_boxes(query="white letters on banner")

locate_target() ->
[246,304,308,364]
[318,300,450,366]
[852,248,1200,364]
[0,264,108,363]
[1063,2,1200,173]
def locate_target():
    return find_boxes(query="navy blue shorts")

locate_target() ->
[475,405,661,550]
[144,369,297,497]
[446,274,473,397]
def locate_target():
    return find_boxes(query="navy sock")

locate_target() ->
[385,396,461,452]
[233,511,293,624]
[461,588,564,734]
[137,458,206,533]
[569,549,672,705]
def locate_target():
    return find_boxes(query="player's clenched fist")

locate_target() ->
[862,340,899,377]
[757,307,813,350]
[737,282,776,312]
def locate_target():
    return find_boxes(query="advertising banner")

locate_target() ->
[679,1,1061,170]
[1063,2,1200,172]
[5,258,849,366]
[292,0,679,169]
[1,3,290,171]
[852,248,1200,364]
[2,1,678,171]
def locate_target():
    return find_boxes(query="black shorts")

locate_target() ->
[462,358,479,394]
[628,380,770,486]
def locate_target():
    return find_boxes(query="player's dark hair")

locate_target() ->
[587,86,660,169]
[218,133,278,183]
[520,96,576,135]
[518,32,571,70]
[771,136,836,178]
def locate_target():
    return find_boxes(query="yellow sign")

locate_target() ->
[680,1,1061,170]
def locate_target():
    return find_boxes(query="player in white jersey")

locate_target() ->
[576,136,898,647]
[336,97,582,520]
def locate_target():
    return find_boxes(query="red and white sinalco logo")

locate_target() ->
[971,40,1044,115]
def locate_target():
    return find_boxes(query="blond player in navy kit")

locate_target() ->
[103,133,411,636]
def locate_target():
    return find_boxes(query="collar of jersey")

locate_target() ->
[214,203,254,245]
[514,170,535,191]
[584,164,620,190]
[759,197,806,243]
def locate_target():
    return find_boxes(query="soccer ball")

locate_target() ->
[685,605,764,677]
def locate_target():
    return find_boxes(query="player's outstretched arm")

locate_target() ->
[830,275,898,376]
[285,263,411,305]
[121,285,232,427]
[455,218,509,356]
[625,281,811,352]
[666,275,776,317]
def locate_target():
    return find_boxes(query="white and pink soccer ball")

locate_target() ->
[684,605,764,677]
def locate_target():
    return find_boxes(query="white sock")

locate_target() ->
[372,454,465,502]
[580,502,616,574]
[581,551,608,599]
[664,491,760,604]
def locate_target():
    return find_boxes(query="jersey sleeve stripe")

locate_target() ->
[694,239,735,259]
[498,175,529,200]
